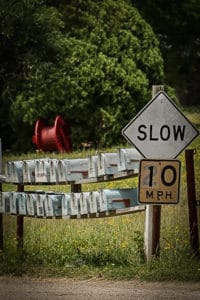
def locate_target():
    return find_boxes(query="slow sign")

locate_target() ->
[138,159,181,204]
[122,91,199,159]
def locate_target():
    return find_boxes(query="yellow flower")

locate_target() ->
[108,218,115,225]
[120,241,128,248]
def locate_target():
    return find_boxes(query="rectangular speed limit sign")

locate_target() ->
[138,159,181,204]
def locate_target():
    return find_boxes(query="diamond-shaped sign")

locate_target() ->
[122,91,199,159]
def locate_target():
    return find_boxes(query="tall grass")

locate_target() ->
[1,109,200,280]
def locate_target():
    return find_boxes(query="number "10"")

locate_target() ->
[147,165,177,187]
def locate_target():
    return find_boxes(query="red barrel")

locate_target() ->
[32,115,72,153]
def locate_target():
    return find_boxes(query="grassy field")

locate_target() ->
[0,107,200,281]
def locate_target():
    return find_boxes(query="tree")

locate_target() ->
[132,0,200,105]
[0,0,65,150]
[1,0,165,151]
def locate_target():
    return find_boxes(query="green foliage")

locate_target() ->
[0,0,65,151]
[133,0,200,106]
[0,0,165,151]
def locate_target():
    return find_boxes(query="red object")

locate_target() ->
[32,115,72,153]
[112,198,130,208]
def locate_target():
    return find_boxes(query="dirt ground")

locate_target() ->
[0,276,200,300]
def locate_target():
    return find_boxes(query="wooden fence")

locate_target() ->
[0,144,199,260]
[0,146,146,251]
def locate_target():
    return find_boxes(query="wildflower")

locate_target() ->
[108,219,115,225]
[120,241,128,248]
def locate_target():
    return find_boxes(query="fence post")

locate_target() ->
[144,85,164,260]
[70,183,82,193]
[0,184,3,251]
[0,138,3,251]
[17,184,24,250]
[185,149,199,257]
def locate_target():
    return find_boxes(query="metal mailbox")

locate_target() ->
[45,193,62,217]
[0,192,5,213]
[65,158,89,181]
[88,155,98,178]
[49,159,59,183]
[80,192,90,215]
[5,161,23,183]
[117,148,142,172]
[100,188,138,210]
[54,194,64,217]
[70,193,79,215]
[10,192,17,214]
[57,159,68,183]
[16,192,27,215]
[97,153,118,176]
[44,192,54,217]
[1,192,11,213]
[36,192,45,217]
[98,190,108,212]
[88,191,98,213]
[72,193,83,215]
[0,192,6,214]
[35,159,51,183]
[26,193,36,216]
[62,193,71,217]
[22,160,36,183]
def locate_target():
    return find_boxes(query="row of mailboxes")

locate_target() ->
[0,188,139,217]
[5,148,142,184]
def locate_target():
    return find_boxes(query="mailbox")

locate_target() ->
[10,192,17,215]
[97,153,118,176]
[1,192,11,213]
[44,192,54,217]
[0,192,5,213]
[5,161,23,183]
[49,159,59,183]
[98,190,108,212]
[62,193,71,217]
[22,160,36,183]
[26,193,36,216]
[36,192,45,217]
[70,193,79,215]
[0,192,6,214]
[16,193,27,215]
[35,159,51,183]
[45,193,62,217]
[53,194,63,217]
[88,191,98,213]
[117,148,142,172]
[80,192,89,215]
[65,158,89,181]
[88,155,98,178]
[101,188,138,210]
[57,159,68,183]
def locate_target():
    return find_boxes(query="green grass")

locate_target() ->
[0,108,200,281]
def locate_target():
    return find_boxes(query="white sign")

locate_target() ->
[122,91,199,158]
[138,159,181,204]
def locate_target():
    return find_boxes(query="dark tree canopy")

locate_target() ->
[133,0,200,106]
[2,0,188,151]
